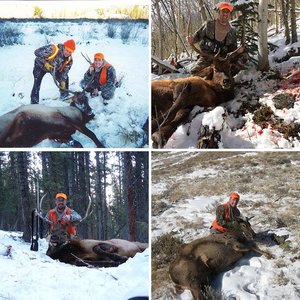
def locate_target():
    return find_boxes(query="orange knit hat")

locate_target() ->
[219,2,233,12]
[229,192,240,200]
[55,192,68,200]
[94,53,104,60]
[63,39,76,53]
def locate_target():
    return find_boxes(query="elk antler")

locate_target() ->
[225,45,246,61]
[78,195,93,223]
[81,52,92,64]
[51,65,95,97]
[35,193,53,224]
[51,66,76,96]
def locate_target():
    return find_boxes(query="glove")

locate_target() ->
[60,81,66,90]
[44,62,54,72]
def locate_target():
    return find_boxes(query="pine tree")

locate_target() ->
[231,0,259,63]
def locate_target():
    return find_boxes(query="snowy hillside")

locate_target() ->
[0,230,149,300]
[151,151,300,299]
[151,20,300,149]
[0,19,149,148]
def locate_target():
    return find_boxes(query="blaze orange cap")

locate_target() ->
[219,2,233,12]
[55,193,68,200]
[229,192,240,200]
[94,53,104,60]
[63,39,76,53]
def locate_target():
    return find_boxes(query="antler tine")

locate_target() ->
[79,194,93,223]
[51,65,76,95]
[81,52,92,65]
[39,193,47,213]
[225,45,245,61]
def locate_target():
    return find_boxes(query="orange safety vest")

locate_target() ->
[48,207,76,235]
[98,62,112,85]
[46,44,72,72]
[211,202,231,233]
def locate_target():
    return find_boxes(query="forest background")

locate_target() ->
[152,0,300,72]
[0,151,149,244]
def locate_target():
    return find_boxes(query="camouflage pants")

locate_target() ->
[30,63,69,104]
[80,78,115,100]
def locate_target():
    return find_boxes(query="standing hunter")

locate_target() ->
[30,39,76,104]
[186,2,245,76]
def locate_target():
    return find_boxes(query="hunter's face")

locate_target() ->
[229,197,238,207]
[219,9,231,24]
[63,48,72,57]
[94,58,104,69]
[55,197,67,210]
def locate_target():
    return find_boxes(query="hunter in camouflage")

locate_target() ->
[187,2,246,76]
[211,192,241,233]
[30,39,76,104]
[80,52,116,105]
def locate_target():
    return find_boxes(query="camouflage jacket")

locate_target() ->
[34,43,73,81]
[83,62,116,90]
[192,20,237,55]
[45,207,82,224]
[216,203,241,229]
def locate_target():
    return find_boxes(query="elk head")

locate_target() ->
[51,67,95,122]
[48,223,70,248]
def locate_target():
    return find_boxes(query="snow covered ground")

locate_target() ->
[151,151,300,299]
[0,230,149,300]
[151,19,300,149]
[0,19,149,148]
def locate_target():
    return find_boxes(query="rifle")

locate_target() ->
[30,178,40,251]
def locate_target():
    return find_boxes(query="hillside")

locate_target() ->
[151,151,300,299]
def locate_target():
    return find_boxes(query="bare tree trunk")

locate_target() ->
[275,0,279,34]
[290,0,297,43]
[282,0,291,44]
[258,0,270,71]
[95,152,104,240]
[154,0,164,74]
[17,152,31,242]
[124,152,137,241]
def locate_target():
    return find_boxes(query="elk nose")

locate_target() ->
[51,235,59,242]
[223,79,231,88]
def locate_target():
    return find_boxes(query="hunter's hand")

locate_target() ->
[92,88,99,96]
[186,35,193,45]
[44,62,54,72]
[62,215,71,222]
[89,65,95,74]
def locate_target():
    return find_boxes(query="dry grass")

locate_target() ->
[151,151,300,296]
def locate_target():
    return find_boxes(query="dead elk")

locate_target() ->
[0,92,104,148]
[46,225,148,267]
[169,218,273,300]
[151,46,246,148]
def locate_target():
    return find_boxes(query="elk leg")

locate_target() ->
[76,126,105,148]
[152,107,191,147]
[93,243,128,263]
[152,82,191,132]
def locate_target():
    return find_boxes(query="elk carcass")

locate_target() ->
[151,46,246,148]
[46,224,148,267]
[169,218,273,300]
[0,91,104,148]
